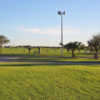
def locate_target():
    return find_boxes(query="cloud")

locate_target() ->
[19,26,81,35]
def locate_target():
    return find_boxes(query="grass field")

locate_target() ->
[0,48,100,100]
[0,47,94,57]
[18,56,100,61]
[0,62,100,100]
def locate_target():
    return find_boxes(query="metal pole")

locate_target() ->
[58,10,65,57]
[61,15,63,56]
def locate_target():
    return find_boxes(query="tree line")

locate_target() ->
[0,34,100,59]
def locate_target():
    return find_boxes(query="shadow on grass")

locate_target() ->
[0,61,100,67]
[0,55,100,67]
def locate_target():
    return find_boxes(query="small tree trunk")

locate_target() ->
[67,49,70,52]
[72,49,75,58]
[94,51,98,59]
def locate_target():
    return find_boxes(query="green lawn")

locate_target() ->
[0,47,94,57]
[0,63,100,100]
[18,56,100,61]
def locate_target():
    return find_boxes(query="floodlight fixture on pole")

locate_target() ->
[58,10,66,57]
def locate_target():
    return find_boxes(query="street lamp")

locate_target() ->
[58,10,66,56]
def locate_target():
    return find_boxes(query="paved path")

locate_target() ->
[0,56,100,65]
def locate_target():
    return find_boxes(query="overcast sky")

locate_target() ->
[0,0,100,46]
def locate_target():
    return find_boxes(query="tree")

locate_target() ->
[88,34,100,59]
[0,35,9,47]
[64,41,81,57]
[0,35,9,54]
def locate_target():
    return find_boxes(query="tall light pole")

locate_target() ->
[58,11,65,56]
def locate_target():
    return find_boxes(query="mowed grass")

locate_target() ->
[18,56,100,61]
[0,63,100,100]
[0,47,94,57]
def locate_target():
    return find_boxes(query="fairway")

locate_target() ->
[0,64,100,100]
